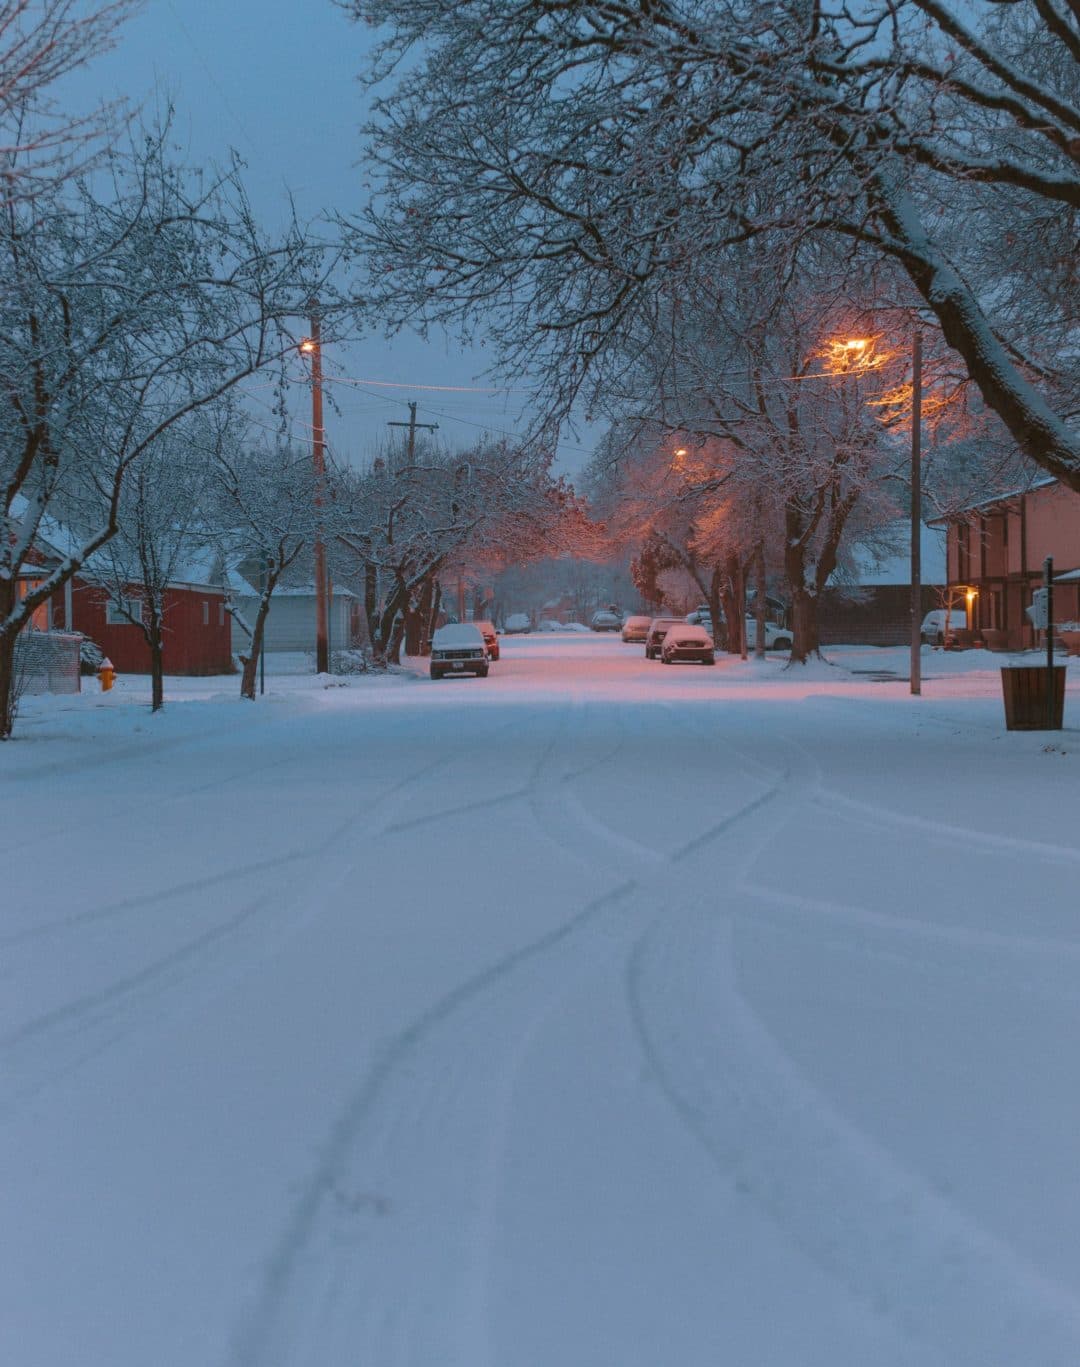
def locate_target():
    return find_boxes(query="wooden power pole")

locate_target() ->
[388,402,439,468]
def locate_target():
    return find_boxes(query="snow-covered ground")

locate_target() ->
[4,632,1080,1367]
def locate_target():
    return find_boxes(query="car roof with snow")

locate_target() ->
[432,623,484,645]
[667,623,712,642]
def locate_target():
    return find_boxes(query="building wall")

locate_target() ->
[1025,484,1080,569]
[61,578,232,674]
[818,585,943,645]
[944,481,1080,646]
[229,592,357,655]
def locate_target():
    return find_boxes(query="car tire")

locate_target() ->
[774,637,792,650]
[661,655,671,664]
[430,667,443,680]
[477,666,489,678]
[704,655,715,665]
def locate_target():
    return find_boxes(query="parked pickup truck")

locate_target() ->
[690,612,792,650]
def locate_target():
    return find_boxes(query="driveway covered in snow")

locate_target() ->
[4,631,1080,1366]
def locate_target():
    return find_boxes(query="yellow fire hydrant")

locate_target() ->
[97,658,115,692]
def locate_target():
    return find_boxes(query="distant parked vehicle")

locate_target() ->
[661,622,715,666]
[745,617,793,651]
[590,609,622,631]
[620,614,652,643]
[688,613,792,651]
[921,608,969,646]
[473,619,499,660]
[644,617,686,659]
[430,624,489,678]
[504,613,531,634]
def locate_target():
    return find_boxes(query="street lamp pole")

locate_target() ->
[302,308,329,674]
[910,326,922,697]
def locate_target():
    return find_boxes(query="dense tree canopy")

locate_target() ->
[345,0,1078,484]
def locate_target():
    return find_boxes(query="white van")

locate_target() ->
[921,609,968,645]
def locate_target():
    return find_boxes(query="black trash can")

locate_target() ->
[1000,665,1065,730]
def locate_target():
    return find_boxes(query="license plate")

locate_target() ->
[452,661,464,670]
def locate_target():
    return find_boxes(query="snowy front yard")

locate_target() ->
[3,633,1080,1366]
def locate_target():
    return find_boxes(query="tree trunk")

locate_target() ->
[0,623,18,741]
[364,561,379,650]
[790,585,821,662]
[404,604,422,657]
[148,613,165,712]
[424,582,441,654]
[753,541,767,660]
[721,554,742,655]
[386,614,405,664]
[240,592,273,700]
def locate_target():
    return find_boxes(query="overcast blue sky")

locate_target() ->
[62,0,597,476]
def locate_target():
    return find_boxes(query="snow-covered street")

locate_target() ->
[4,631,1080,1367]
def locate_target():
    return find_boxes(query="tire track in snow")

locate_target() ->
[2,729,508,948]
[227,879,640,1367]
[813,786,1080,870]
[227,715,789,1367]
[626,906,1080,1366]
[0,728,522,1114]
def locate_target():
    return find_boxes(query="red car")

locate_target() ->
[473,619,500,661]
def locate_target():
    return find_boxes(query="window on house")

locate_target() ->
[218,602,225,627]
[202,600,209,626]
[106,596,142,626]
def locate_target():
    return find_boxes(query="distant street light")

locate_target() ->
[300,309,329,674]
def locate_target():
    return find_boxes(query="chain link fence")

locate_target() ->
[14,631,82,696]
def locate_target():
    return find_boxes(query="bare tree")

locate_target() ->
[335,436,594,663]
[1,0,139,205]
[212,438,322,702]
[87,416,218,711]
[1,123,345,737]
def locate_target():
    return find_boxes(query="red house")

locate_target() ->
[16,505,232,675]
[52,575,233,675]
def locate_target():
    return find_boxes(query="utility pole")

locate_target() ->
[301,306,329,674]
[387,402,438,468]
[910,326,922,697]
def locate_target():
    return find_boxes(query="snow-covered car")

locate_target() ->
[430,623,489,678]
[661,623,715,665]
[645,617,686,659]
[473,619,499,661]
[503,613,531,634]
[920,609,968,646]
[621,614,652,643]
[590,609,622,631]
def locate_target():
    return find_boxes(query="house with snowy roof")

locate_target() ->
[13,501,233,675]
[816,521,947,645]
